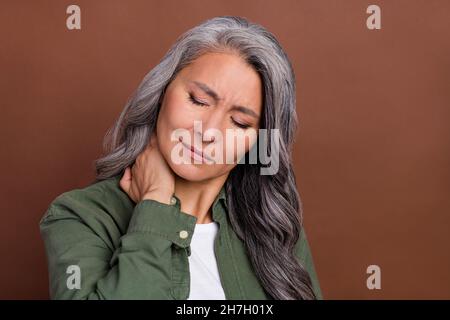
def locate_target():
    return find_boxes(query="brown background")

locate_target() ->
[0,0,449,299]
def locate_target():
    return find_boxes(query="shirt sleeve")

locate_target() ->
[295,229,323,300]
[39,198,196,299]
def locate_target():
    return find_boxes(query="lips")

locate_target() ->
[179,139,214,163]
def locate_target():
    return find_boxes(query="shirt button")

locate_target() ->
[179,230,189,239]
[170,196,177,205]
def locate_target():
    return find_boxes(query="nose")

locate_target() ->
[195,110,224,143]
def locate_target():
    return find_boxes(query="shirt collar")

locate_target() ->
[212,184,228,222]
[216,184,227,205]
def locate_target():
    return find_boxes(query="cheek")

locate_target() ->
[156,101,187,142]
[160,92,199,132]
[223,130,258,163]
[155,93,197,166]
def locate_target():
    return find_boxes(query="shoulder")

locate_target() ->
[40,175,134,239]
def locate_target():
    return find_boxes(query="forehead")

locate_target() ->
[177,52,263,113]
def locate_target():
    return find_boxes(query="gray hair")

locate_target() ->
[94,16,316,299]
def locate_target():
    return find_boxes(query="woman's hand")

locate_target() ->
[119,133,176,205]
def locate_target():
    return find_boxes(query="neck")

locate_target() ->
[174,173,229,224]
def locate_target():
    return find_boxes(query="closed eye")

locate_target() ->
[230,117,250,129]
[188,93,208,107]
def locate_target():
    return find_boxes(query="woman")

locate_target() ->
[40,16,322,300]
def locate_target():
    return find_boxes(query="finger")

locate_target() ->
[149,133,157,148]
[131,162,138,177]
[119,167,131,192]
[123,167,139,203]
[129,180,139,203]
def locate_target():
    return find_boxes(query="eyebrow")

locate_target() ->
[191,80,260,119]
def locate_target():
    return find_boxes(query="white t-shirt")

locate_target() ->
[187,221,226,300]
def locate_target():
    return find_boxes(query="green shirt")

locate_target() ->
[39,175,323,299]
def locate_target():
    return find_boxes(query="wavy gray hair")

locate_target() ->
[94,16,316,299]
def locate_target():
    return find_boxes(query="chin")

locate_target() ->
[169,162,214,182]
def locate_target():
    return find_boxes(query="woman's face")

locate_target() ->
[156,52,263,182]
